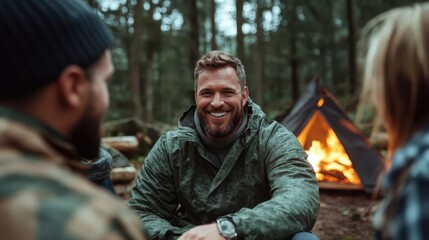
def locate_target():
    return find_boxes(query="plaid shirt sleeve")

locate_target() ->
[374,132,429,240]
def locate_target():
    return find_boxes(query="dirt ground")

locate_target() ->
[313,190,379,240]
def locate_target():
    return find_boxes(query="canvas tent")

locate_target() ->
[280,78,384,193]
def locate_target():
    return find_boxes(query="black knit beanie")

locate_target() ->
[0,0,114,99]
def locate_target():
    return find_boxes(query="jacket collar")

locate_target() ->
[0,106,83,170]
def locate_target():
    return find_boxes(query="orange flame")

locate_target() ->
[299,127,360,185]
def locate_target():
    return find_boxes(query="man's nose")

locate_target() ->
[211,93,224,108]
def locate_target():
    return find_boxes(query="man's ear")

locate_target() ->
[242,86,249,105]
[57,65,89,108]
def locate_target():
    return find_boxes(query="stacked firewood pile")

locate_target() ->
[102,136,141,199]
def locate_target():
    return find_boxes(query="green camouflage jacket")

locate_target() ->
[0,107,146,240]
[129,100,319,240]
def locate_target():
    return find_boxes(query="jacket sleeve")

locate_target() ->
[230,124,320,240]
[128,135,193,240]
[380,157,429,240]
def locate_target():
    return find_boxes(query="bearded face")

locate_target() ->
[195,66,248,141]
[70,96,102,159]
[70,51,113,159]
[198,104,243,139]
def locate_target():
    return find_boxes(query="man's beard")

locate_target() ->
[70,100,102,160]
[199,110,242,139]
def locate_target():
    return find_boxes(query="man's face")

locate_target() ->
[195,66,248,140]
[71,50,114,159]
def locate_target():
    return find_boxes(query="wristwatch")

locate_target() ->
[216,217,238,240]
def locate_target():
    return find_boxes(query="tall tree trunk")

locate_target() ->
[290,0,299,104]
[210,0,218,50]
[166,62,174,123]
[254,0,265,107]
[144,1,156,123]
[346,0,356,96]
[328,0,337,88]
[236,0,245,64]
[145,50,154,122]
[189,0,199,73]
[129,0,143,119]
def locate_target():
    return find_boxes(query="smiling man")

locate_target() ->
[195,65,248,141]
[129,50,319,240]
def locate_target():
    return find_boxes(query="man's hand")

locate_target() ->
[177,223,225,240]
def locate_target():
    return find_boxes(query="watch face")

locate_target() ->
[220,221,235,234]
[218,218,237,238]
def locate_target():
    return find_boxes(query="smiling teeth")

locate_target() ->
[211,112,227,117]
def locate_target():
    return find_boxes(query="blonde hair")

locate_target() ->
[359,3,429,162]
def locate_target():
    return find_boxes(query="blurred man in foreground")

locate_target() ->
[0,0,146,239]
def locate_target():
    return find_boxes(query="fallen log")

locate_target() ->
[102,136,139,152]
[369,132,388,150]
[110,166,137,184]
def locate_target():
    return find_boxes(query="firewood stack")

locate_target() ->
[102,136,140,198]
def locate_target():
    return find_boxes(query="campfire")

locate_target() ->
[299,125,360,185]
[296,105,361,188]
[281,79,384,193]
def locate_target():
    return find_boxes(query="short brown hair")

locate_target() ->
[194,50,246,90]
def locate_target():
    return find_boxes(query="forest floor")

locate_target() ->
[116,182,379,240]
[313,189,379,240]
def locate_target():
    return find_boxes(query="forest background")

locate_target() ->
[84,2,425,238]
[85,0,425,147]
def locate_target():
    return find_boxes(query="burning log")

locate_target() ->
[319,160,351,168]
[320,170,348,181]
[318,181,363,190]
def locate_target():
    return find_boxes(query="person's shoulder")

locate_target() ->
[161,126,199,143]
[147,128,199,159]
[408,146,429,179]
[253,118,304,152]
[0,157,145,239]
[256,118,294,137]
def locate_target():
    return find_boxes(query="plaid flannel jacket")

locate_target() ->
[374,124,429,240]
[0,107,146,240]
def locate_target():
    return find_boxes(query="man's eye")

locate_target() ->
[200,92,212,97]
[224,91,235,97]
